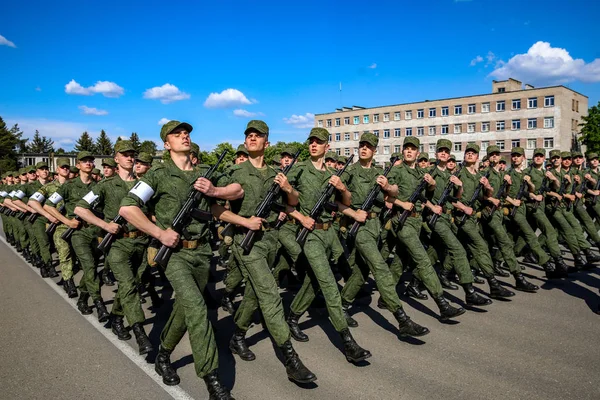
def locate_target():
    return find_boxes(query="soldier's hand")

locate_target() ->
[47,215,58,224]
[244,216,265,231]
[354,210,368,223]
[194,177,217,197]
[301,216,316,230]
[400,201,414,211]
[489,198,500,207]
[479,177,490,187]
[450,175,462,187]
[376,175,389,190]
[430,205,443,215]
[424,173,436,186]
[512,199,522,207]
[576,192,583,199]
[584,173,592,181]
[278,211,287,221]
[462,205,474,216]
[594,190,600,196]
[328,175,345,192]
[545,171,557,181]
[534,194,543,202]
[564,174,571,183]
[523,175,531,183]
[159,228,180,248]
[565,194,575,201]
[274,173,293,194]
[67,218,80,229]
[504,175,512,185]
[574,175,581,183]
[104,221,121,234]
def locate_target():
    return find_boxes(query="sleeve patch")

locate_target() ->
[47,192,63,204]
[14,190,26,199]
[129,181,154,204]
[82,191,99,204]
[30,192,46,202]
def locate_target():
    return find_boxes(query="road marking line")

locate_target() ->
[0,236,196,400]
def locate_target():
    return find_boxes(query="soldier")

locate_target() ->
[271,154,281,169]
[92,168,102,182]
[280,147,296,168]
[498,156,507,171]
[447,154,457,173]
[102,158,117,178]
[417,153,429,169]
[392,152,403,166]
[584,153,600,224]
[324,151,337,169]
[570,151,600,249]
[190,142,200,166]
[135,152,153,177]
[336,155,348,170]
[284,128,373,362]
[68,165,78,179]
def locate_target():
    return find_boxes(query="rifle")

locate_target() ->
[45,205,65,235]
[551,175,569,213]
[347,156,398,239]
[395,161,439,229]
[239,150,301,254]
[428,162,464,229]
[487,169,510,217]
[296,155,354,246]
[154,150,228,267]
[97,214,126,252]
[456,164,493,224]
[509,163,534,218]
[60,200,102,241]
[17,211,29,221]
[570,170,588,210]
[591,172,600,205]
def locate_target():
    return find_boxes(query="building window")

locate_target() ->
[383,129,390,138]
[454,143,462,152]
[467,123,475,133]
[373,130,379,137]
[527,118,537,129]
[395,112,401,120]
[544,117,554,128]
[383,113,390,122]
[329,134,332,141]
[404,111,411,120]
[353,116,359,124]
[363,115,369,124]
[511,139,520,148]
[512,99,521,110]
[429,144,436,153]
[482,102,490,113]
[468,104,476,114]
[335,133,340,141]
[429,108,436,118]
[527,138,536,149]
[335,118,340,127]
[354,132,359,140]
[496,140,505,150]
[318,120,323,127]
[544,137,554,148]
[394,128,401,137]
[512,119,521,130]
[373,114,379,123]
[441,106,449,116]
[344,133,350,141]
[528,97,537,109]
[498,87,506,93]
[481,141,489,151]
[406,127,413,136]
[482,122,490,132]
[336,148,341,155]
[417,127,424,136]
[417,109,424,119]
[326,119,332,127]
[344,117,350,125]
[353,148,358,156]
[454,124,462,134]
[419,144,424,153]
[441,125,448,135]
[383,146,390,155]
[394,145,401,153]
[496,101,505,112]
[454,105,462,115]
[496,121,505,131]
[344,148,350,156]
[428,126,436,136]
[544,96,555,107]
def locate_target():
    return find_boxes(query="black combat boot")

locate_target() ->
[138,283,147,304]
[77,292,93,315]
[203,370,234,400]
[221,291,235,315]
[342,301,358,328]
[45,263,58,278]
[40,262,49,278]
[340,328,371,363]
[111,315,131,340]
[279,340,317,384]
[487,277,515,299]
[393,308,430,337]
[377,297,388,309]
[94,299,110,323]
[287,312,309,342]
[405,277,428,300]
[583,249,600,268]
[572,253,586,272]
[22,247,31,261]
[553,257,569,278]
[439,269,458,290]
[541,259,560,279]
[15,243,23,253]
[132,323,153,355]
[155,346,180,386]
[462,283,493,306]
[522,251,538,264]
[493,260,510,277]
[101,268,115,286]
[64,278,78,298]
[229,327,256,361]
[513,273,538,292]
[433,296,466,321]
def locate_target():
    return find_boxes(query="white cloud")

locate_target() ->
[65,79,124,98]
[143,83,190,104]
[158,118,171,125]
[233,109,264,118]
[368,63,377,69]
[470,55,484,66]
[204,88,254,109]
[35,87,41,92]
[79,105,108,116]
[490,41,600,84]
[0,34,16,48]
[283,113,315,129]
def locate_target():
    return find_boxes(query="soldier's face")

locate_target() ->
[359,142,375,161]
[418,159,429,168]
[27,171,37,180]
[281,155,294,167]
[235,154,248,164]
[78,158,95,173]
[308,137,328,158]
[325,159,336,168]
[499,162,506,171]
[166,129,191,152]
[37,167,49,179]
[574,156,584,166]
[58,165,70,178]
[103,166,115,177]
[20,174,27,183]
[551,156,561,167]
[447,160,456,169]
[591,159,599,168]
[561,157,572,168]
[533,155,545,166]
[135,162,151,176]
[464,151,478,163]
[245,131,268,153]
[488,153,500,163]
[336,161,344,170]
[436,148,450,162]
[511,154,524,166]
[116,151,135,169]
[402,145,418,163]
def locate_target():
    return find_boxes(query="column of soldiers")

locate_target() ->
[2,120,600,400]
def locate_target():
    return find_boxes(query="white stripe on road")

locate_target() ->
[0,236,196,400]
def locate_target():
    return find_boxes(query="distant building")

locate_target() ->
[315,78,588,164]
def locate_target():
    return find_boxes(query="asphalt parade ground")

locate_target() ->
[1,233,599,400]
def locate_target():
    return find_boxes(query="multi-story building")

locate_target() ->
[315,78,588,164]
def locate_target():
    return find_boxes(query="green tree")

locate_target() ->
[74,131,96,153]
[139,140,158,156]
[264,141,309,164]
[130,132,141,153]
[0,117,25,174]
[95,130,113,155]
[27,130,55,153]
[55,148,66,154]
[580,101,600,153]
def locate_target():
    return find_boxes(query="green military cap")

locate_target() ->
[391,152,400,159]
[5,171,13,177]
[403,136,420,148]
[324,151,338,161]
[69,165,79,173]
[486,145,500,155]
[20,168,27,175]
[92,168,101,175]
[465,142,480,154]
[436,138,452,152]
[280,146,296,157]
[308,127,329,142]
[359,132,378,147]
[160,120,193,142]
[136,152,153,164]
[549,149,561,158]
[482,155,489,162]
[56,157,71,167]
[499,156,508,164]
[533,148,546,157]
[190,142,200,156]
[587,152,599,160]
[571,150,583,158]
[418,152,429,160]
[511,147,525,156]
[271,154,281,165]
[337,155,348,163]
[448,154,457,161]
[429,158,437,163]
[244,120,269,136]
[35,161,49,169]
[101,158,117,167]
[114,140,135,154]
[235,144,249,156]
[560,151,572,159]
[77,151,95,160]
[27,165,37,173]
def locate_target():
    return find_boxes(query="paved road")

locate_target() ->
[1,234,599,400]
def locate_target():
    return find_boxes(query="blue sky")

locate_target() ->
[1,0,599,151]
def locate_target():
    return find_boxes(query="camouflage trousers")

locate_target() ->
[32,219,52,264]
[53,224,74,280]
[71,227,102,301]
